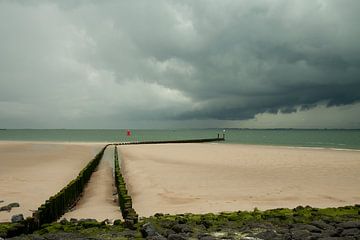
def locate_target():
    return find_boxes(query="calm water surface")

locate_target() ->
[0,129,360,150]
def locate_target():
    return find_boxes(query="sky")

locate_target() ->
[0,0,360,129]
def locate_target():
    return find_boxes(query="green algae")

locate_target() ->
[0,223,14,238]
[1,204,359,238]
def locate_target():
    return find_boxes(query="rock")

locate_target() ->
[78,218,97,223]
[167,233,187,240]
[113,219,122,225]
[255,229,278,239]
[334,227,344,236]
[276,227,289,235]
[291,229,311,240]
[59,218,68,224]
[163,229,176,237]
[294,224,321,233]
[312,220,333,230]
[141,222,158,237]
[21,235,45,240]
[0,202,20,212]
[310,233,323,239]
[102,219,111,225]
[70,218,78,223]
[340,228,360,237]
[199,236,216,240]
[122,229,136,238]
[0,200,4,203]
[11,214,24,223]
[177,218,187,224]
[321,229,339,237]
[8,202,20,208]
[147,235,167,240]
[172,224,192,233]
[0,205,11,212]
[171,224,183,233]
[200,219,212,229]
[180,225,192,233]
[318,238,344,240]
[125,218,137,230]
[38,232,88,240]
[160,220,175,229]
[338,221,360,229]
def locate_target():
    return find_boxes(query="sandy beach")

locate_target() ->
[62,146,122,221]
[119,143,360,217]
[0,141,104,222]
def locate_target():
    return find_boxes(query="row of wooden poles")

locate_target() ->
[113,146,138,225]
[5,136,224,237]
[5,145,109,237]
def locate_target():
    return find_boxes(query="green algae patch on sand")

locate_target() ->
[317,205,359,217]
[0,222,13,238]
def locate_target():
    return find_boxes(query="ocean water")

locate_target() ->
[0,129,360,150]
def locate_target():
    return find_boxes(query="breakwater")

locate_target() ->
[113,146,138,226]
[114,136,225,145]
[3,145,109,237]
[2,137,225,237]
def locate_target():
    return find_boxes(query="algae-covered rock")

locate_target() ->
[113,219,122,225]
[172,224,192,233]
[0,203,20,212]
[198,236,216,240]
[141,222,167,239]
[290,229,311,240]
[0,205,11,212]
[254,229,278,239]
[340,227,360,237]
[59,218,68,225]
[167,233,187,240]
[77,219,101,228]
[11,214,24,223]
[141,222,157,237]
[338,221,360,229]
[8,203,20,208]
[311,220,333,230]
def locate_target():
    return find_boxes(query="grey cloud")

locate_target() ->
[0,0,360,128]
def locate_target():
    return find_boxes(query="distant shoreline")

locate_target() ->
[0,140,360,151]
[1,129,359,150]
[1,128,360,130]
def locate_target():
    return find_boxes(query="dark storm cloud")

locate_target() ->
[166,1,360,120]
[0,0,359,128]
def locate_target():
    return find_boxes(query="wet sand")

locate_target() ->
[62,146,122,221]
[119,143,360,217]
[0,141,104,222]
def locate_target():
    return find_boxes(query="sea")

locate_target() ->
[1,129,360,150]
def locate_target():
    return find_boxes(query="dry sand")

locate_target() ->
[62,146,122,221]
[119,143,360,217]
[0,141,104,222]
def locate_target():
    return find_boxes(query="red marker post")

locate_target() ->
[127,130,132,136]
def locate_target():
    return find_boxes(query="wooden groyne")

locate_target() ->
[2,137,224,237]
[3,145,110,238]
[113,146,138,226]
[114,136,225,146]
